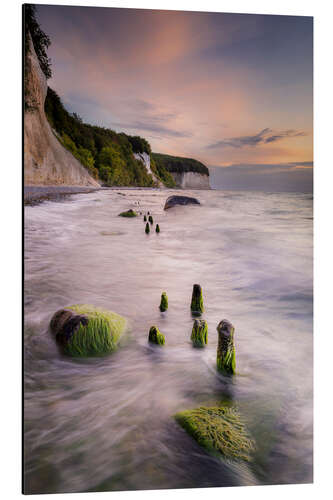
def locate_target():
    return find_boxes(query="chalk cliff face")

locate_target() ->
[133,152,164,187]
[170,171,210,190]
[24,37,99,187]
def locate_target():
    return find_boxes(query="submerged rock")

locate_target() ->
[50,304,127,356]
[118,209,138,217]
[191,319,208,347]
[175,406,255,462]
[159,292,168,312]
[216,319,236,374]
[148,326,165,345]
[191,284,204,314]
[164,195,200,210]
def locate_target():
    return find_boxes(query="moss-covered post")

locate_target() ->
[159,292,168,312]
[191,284,204,314]
[145,222,150,234]
[148,326,165,345]
[144,214,147,222]
[156,224,160,233]
[149,215,154,225]
[191,319,208,347]
[216,319,236,374]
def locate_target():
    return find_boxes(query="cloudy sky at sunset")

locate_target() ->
[36,5,313,191]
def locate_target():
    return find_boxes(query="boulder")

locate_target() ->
[118,209,137,217]
[50,304,127,356]
[175,406,255,462]
[164,195,200,210]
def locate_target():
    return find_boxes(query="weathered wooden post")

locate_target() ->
[149,215,154,225]
[145,222,150,234]
[144,214,147,222]
[148,326,165,345]
[191,284,204,314]
[156,224,160,233]
[159,292,168,312]
[191,319,208,347]
[216,319,236,374]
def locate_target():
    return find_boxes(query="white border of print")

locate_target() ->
[1,1,332,499]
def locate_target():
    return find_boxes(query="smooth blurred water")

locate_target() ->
[24,188,313,493]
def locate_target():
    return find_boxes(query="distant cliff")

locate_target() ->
[152,153,210,189]
[24,36,99,187]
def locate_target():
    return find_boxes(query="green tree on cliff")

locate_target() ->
[24,4,52,79]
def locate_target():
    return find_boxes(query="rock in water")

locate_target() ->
[145,222,150,234]
[148,326,165,345]
[159,292,168,312]
[216,319,236,374]
[191,319,208,347]
[191,284,204,314]
[164,195,200,210]
[156,224,160,233]
[118,209,137,217]
[175,406,255,462]
[50,305,127,356]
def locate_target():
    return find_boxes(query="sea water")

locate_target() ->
[24,188,313,493]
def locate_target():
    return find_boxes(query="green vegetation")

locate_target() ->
[159,292,168,312]
[175,406,255,462]
[45,87,160,187]
[191,319,208,347]
[50,304,127,357]
[191,284,204,314]
[24,4,52,79]
[152,152,209,176]
[216,320,236,375]
[118,209,138,217]
[150,157,176,188]
[148,326,165,345]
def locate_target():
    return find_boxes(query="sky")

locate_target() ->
[36,5,313,191]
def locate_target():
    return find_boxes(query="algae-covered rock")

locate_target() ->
[216,319,236,374]
[118,209,137,217]
[148,215,154,225]
[145,222,150,234]
[175,406,255,462]
[144,215,147,222]
[148,326,165,345]
[159,292,168,312]
[191,319,208,347]
[50,304,127,356]
[156,224,160,233]
[191,284,204,314]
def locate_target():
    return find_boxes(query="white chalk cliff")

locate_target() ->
[133,152,164,187]
[24,36,99,187]
[170,171,210,189]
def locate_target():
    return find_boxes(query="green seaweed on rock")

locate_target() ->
[145,222,150,234]
[50,304,127,357]
[156,224,160,233]
[148,326,165,345]
[216,319,236,375]
[175,406,255,462]
[118,209,137,217]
